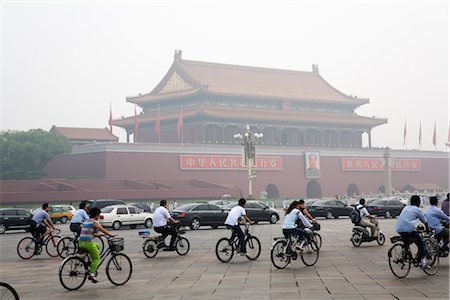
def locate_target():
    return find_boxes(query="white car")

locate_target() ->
[99,205,153,230]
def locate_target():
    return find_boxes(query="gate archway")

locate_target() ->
[306,180,322,198]
[347,183,360,196]
[265,184,280,199]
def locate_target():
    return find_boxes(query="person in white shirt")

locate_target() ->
[224,198,254,255]
[355,198,379,238]
[153,200,180,251]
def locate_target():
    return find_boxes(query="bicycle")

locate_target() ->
[388,230,439,278]
[310,221,322,250]
[271,228,319,269]
[215,223,261,263]
[0,282,19,300]
[59,236,132,290]
[142,224,190,258]
[57,232,105,258]
[17,228,61,259]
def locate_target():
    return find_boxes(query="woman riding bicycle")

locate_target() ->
[79,207,115,283]
[282,200,313,251]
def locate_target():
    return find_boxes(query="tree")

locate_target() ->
[0,129,72,179]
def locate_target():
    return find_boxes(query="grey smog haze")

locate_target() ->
[1,1,448,151]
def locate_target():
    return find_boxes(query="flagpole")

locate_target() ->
[158,104,161,145]
[181,106,184,144]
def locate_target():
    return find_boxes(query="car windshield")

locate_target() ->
[101,207,115,213]
[223,202,238,209]
[175,204,199,211]
[310,200,330,206]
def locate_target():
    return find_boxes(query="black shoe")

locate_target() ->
[157,243,167,249]
[163,247,176,252]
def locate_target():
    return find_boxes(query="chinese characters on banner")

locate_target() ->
[341,158,421,171]
[180,155,282,170]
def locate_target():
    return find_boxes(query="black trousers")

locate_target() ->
[154,225,177,247]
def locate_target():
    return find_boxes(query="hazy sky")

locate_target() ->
[1,0,448,151]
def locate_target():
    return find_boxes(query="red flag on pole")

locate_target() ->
[432,122,436,147]
[155,105,161,143]
[134,105,139,143]
[403,120,407,146]
[418,121,422,147]
[109,103,113,133]
[177,108,183,143]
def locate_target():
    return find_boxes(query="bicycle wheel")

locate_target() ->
[300,240,319,266]
[313,233,322,250]
[0,282,19,300]
[175,237,190,256]
[245,236,261,261]
[270,240,290,269]
[95,236,105,256]
[57,237,77,258]
[143,239,159,258]
[46,235,61,257]
[423,239,439,276]
[17,237,36,259]
[106,253,133,286]
[59,256,88,291]
[388,244,411,278]
[215,237,234,263]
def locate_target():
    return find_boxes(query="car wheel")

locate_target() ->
[112,221,121,230]
[61,216,68,224]
[270,214,279,224]
[190,218,201,230]
[0,224,6,234]
[326,211,333,219]
[385,211,392,219]
[144,218,153,228]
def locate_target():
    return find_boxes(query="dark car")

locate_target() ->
[0,208,33,234]
[171,203,229,230]
[366,199,405,218]
[86,199,127,211]
[307,200,353,219]
[130,203,152,213]
[224,201,280,224]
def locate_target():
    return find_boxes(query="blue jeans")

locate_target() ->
[399,231,427,258]
[229,225,245,253]
[282,228,305,241]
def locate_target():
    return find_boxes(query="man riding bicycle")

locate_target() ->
[70,201,89,237]
[79,207,115,283]
[395,195,430,269]
[30,203,56,249]
[153,200,180,251]
[224,198,254,256]
[355,198,379,239]
[425,196,449,254]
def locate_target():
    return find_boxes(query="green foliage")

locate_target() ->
[0,129,72,179]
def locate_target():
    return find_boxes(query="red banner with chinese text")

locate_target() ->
[341,158,421,172]
[180,155,282,170]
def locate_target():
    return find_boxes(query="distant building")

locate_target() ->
[50,126,118,146]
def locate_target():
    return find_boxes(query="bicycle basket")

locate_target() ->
[390,236,402,244]
[312,222,321,231]
[109,237,124,252]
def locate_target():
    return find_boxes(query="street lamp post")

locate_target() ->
[233,125,263,199]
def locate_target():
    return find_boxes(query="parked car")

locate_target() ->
[224,201,280,224]
[86,199,127,211]
[307,200,353,219]
[171,203,229,230]
[0,208,33,234]
[99,205,153,230]
[366,199,405,218]
[129,203,152,213]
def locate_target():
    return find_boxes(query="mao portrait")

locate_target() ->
[305,152,321,178]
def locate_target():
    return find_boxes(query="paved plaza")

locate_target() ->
[0,217,448,300]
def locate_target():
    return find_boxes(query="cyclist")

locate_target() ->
[79,207,115,283]
[425,196,449,253]
[282,200,313,250]
[355,198,379,239]
[298,199,316,223]
[395,195,430,269]
[153,200,180,251]
[30,203,56,249]
[224,198,254,256]
[70,201,89,237]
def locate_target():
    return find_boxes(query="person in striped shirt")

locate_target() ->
[79,207,115,283]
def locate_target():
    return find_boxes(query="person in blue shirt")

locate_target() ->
[425,196,449,252]
[282,200,312,250]
[70,201,90,237]
[395,195,429,269]
[30,203,56,247]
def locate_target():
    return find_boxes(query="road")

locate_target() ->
[0,217,448,300]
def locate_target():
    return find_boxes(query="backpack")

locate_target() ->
[350,206,362,224]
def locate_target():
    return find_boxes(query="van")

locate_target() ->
[86,199,127,211]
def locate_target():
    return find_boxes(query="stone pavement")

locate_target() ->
[0,218,448,299]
